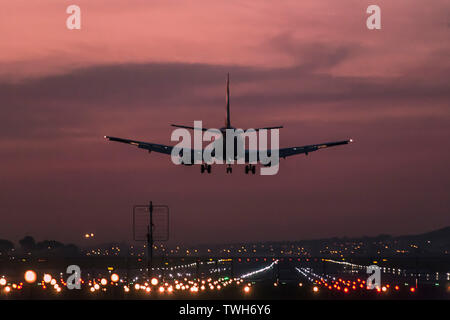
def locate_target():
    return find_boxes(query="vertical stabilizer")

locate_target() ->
[226,73,231,128]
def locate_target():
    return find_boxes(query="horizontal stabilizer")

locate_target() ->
[171,124,221,132]
[246,126,283,131]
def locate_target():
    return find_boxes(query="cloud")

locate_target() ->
[1,47,448,142]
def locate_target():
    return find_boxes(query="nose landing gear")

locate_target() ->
[226,165,232,174]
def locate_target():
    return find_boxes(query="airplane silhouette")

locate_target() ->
[105,74,352,174]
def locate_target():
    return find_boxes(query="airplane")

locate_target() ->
[104,74,352,174]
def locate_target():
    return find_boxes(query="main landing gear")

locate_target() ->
[200,164,211,174]
[201,164,255,174]
[245,164,256,175]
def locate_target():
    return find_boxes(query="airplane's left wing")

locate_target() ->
[104,136,173,155]
[279,139,352,158]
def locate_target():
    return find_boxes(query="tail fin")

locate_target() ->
[226,73,231,128]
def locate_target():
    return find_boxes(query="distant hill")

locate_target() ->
[398,226,450,242]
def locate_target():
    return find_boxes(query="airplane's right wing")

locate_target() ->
[279,139,352,158]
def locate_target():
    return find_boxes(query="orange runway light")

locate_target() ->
[151,278,159,286]
[24,270,37,283]
[110,274,119,283]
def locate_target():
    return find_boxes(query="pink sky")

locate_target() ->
[0,1,449,245]
[1,0,449,79]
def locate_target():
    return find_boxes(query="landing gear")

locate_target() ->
[201,164,212,174]
[226,165,232,174]
[245,164,256,175]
